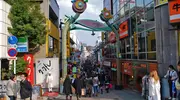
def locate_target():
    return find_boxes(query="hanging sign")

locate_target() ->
[119,20,129,39]
[169,0,180,24]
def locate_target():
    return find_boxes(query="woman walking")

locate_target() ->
[149,71,161,100]
[6,75,17,100]
[164,65,178,99]
[63,75,72,100]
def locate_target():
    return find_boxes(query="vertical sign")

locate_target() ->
[169,0,180,23]
[24,54,34,85]
[119,20,129,39]
[134,32,138,56]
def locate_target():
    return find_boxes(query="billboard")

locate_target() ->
[35,58,59,90]
[169,0,180,24]
[119,20,129,39]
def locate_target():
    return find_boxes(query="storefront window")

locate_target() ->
[126,38,131,52]
[139,53,146,59]
[147,52,156,60]
[120,39,126,53]
[138,32,146,52]
[146,29,156,52]
[136,10,145,32]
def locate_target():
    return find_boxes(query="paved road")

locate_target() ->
[44,89,144,100]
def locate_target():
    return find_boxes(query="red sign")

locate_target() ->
[122,62,132,75]
[169,0,180,23]
[119,20,129,39]
[24,54,34,85]
[108,31,116,43]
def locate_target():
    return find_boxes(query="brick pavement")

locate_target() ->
[43,89,144,100]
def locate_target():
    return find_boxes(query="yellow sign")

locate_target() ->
[134,32,138,56]
[101,32,104,41]
[159,0,168,5]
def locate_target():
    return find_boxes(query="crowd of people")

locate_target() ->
[141,61,180,100]
[63,70,112,100]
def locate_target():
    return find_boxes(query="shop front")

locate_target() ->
[121,60,158,92]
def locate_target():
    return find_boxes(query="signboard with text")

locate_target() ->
[169,0,180,24]
[119,20,129,39]
[35,58,59,89]
[24,54,34,85]
[17,37,28,52]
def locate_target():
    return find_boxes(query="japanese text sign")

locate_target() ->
[169,0,180,23]
[119,20,129,39]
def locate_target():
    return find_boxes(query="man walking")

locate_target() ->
[20,73,32,100]
[73,74,82,100]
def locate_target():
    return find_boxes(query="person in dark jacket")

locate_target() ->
[98,72,105,94]
[20,73,32,100]
[63,74,72,100]
[73,74,82,100]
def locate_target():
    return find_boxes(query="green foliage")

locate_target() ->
[10,57,28,74]
[8,0,46,50]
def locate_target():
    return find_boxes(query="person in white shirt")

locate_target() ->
[164,65,178,99]
[149,70,161,100]
[46,72,53,92]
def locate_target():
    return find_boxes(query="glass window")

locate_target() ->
[48,36,54,51]
[127,54,131,59]
[121,54,126,59]
[130,1,136,15]
[132,54,138,59]
[144,0,153,6]
[120,39,126,53]
[1,59,9,80]
[126,38,131,52]
[146,29,156,52]
[138,32,146,52]
[120,7,125,18]
[124,2,130,16]
[147,52,156,60]
[136,0,144,7]
[139,53,146,59]
[113,2,118,16]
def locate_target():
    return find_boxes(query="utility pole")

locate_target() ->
[61,0,87,78]
[100,8,123,89]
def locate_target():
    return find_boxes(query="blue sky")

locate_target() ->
[57,0,103,46]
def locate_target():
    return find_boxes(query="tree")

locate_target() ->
[8,0,46,52]
[10,57,28,74]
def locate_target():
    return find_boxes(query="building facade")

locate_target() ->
[102,0,180,92]
[0,0,11,80]
[34,0,60,58]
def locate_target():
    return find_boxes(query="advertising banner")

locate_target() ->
[119,20,129,39]
[24,54,34,85]
[169,0,180,23]
[35,58,59,89]
[108,31,116,43]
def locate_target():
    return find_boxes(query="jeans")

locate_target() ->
[93,86,98,95]
[177,90,180,100]
[8,96,16,100]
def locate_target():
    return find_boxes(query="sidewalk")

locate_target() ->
[42,89,143,100]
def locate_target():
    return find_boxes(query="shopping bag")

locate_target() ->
[81,88,86,96]
[109,83,113,89]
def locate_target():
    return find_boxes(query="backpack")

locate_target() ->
[175,79,180,90]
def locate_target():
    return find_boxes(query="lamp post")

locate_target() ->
[61,0,87,78]
[99,8,123,89]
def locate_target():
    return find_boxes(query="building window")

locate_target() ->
[120,39,126,53]
[48,36,54,51]
[138,32,146,52]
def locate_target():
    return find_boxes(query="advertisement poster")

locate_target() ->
[35,58,59,89]
[24,54,34,85]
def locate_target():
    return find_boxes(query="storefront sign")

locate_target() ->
[122,62,132,75]
[159,0,168,5]
[24,54,34,85]
[169,0,180,23]
[119,20,129,39]
[103,61,111,66]
[134,32,138,56]
[108,31,116,43]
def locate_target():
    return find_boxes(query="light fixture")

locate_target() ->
[91,31,95,36]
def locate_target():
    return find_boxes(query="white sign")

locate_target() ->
[35,58,59,89]
[103,61,111,66]
[0,81,7,94]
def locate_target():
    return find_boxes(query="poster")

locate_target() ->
[35,58,59,89]
[24,54,34,85]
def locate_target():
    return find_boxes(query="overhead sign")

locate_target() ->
[169,0,180,23]
[8,48,17,57]
[16,37,28,52]
[8,36,18,45]
[119,20,129,39]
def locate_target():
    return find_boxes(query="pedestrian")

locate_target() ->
[92,75,99,96]
[105,75,110,93]
[63,74,72,100]
[141,72,149,99]
[149,70,161,100]
[164,65,178,99]
[98,72,105,94]
[20,73,32,100]
[176,61,180,100]
[73,73,82,100]
[6,74,17,100]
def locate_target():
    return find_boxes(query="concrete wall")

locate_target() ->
[40,0,49,18]
[0,1,11,59]
[155,4,178,77]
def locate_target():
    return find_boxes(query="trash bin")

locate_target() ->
[161,78,170,100]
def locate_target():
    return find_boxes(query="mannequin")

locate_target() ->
[46,72,53,92]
